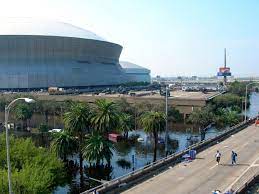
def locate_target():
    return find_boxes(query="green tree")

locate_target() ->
[0,97,7,111]
[187,106,214,128]
[83,132,113,166]
[117,113,134,138]
[214,108,240,128]
[0,134,64,193]
[63,102,91,186]
[168,106,183,122]
[91,99,120,134]
[51,131,78,162]
[38,123,49,133]
[212,93,243,109]
[14,103,33,130]
[228,81,248,97]
[139,111,166,162]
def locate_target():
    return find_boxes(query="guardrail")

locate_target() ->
[82,116,257,194]
[235,172,259,193]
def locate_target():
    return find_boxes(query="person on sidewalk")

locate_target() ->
[231,151,237,165]
[215,150,222,165]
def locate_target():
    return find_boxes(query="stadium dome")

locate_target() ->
[0,18,105,41]
[120,61,151,83]
[0,19,129,89]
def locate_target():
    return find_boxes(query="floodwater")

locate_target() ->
[52,125,221,194]
[246,182,259,194]
[247,92,259,118]
[1,92,258,194]
[53,92,259,193]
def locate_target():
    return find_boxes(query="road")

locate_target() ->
[122,124,259,194]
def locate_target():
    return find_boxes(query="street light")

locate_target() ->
[5,97,35,194]
[244,82,259,122]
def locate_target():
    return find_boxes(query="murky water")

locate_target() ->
[247,92,259,118]
[52,124,221,194]
[246,180,259,194]
[1,92,258,193]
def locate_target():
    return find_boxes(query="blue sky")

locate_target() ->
[0,0,258,77]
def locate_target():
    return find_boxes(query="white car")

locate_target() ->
[48,128,62,133]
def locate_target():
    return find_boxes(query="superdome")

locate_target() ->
[120,61,151,83]
[0,19,129,89]
[0,18,105,41]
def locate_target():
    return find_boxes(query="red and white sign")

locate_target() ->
[219,67,231,73]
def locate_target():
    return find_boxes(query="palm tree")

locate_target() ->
[14,103,33,130]
[63,102,91,184]
[83,132,113,166]
[139,111,166,162]
[91,99,120,134]
[117,113,134,138]
[51,131,78,162]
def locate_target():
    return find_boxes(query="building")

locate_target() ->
[0,19,150,89]
[120,61,151,83]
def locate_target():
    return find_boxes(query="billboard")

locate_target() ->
[217,67,231,76]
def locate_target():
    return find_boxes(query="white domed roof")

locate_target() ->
[0,18,105,41]
[120,61,150,74]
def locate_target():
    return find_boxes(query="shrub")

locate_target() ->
[0,134,65,193]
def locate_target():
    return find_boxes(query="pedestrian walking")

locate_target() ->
[212,190,221,194]
[231,151,237,165]
[215,150,221,165]
[224,188,235,194]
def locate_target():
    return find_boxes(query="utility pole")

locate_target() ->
[134,95,137,130]
[224,48,227,85]
[165,86,169,156]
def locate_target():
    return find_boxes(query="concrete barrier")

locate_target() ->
[82,117,257,194]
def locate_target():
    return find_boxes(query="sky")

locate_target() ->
[0,0,258,77]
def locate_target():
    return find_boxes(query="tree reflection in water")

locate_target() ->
[65,160,113,194]
[116,158,131,169]
[114,134,140,156]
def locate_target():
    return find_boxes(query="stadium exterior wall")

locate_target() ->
[124,73,151,83]
[0,35,128,89]
[120,61,151,83]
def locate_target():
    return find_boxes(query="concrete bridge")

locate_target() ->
[83,118,259,194]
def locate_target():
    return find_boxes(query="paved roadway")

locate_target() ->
[122,125,259,194]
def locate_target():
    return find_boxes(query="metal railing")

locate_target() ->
[235,171,259,193]
[82,116,257,194]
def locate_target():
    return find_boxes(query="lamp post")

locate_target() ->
[5,98,35,194]
[165,86,169,156]
[244,82,259,122]
[241,99,245,121]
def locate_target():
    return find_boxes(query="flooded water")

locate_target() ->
[53,92,259,193]
[247,92,259,118]
[52,124,221,194]
[246,180,259,194]
[1,92,258,193]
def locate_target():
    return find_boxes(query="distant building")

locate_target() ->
[0,18,150,89]
[120,61,151,83]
